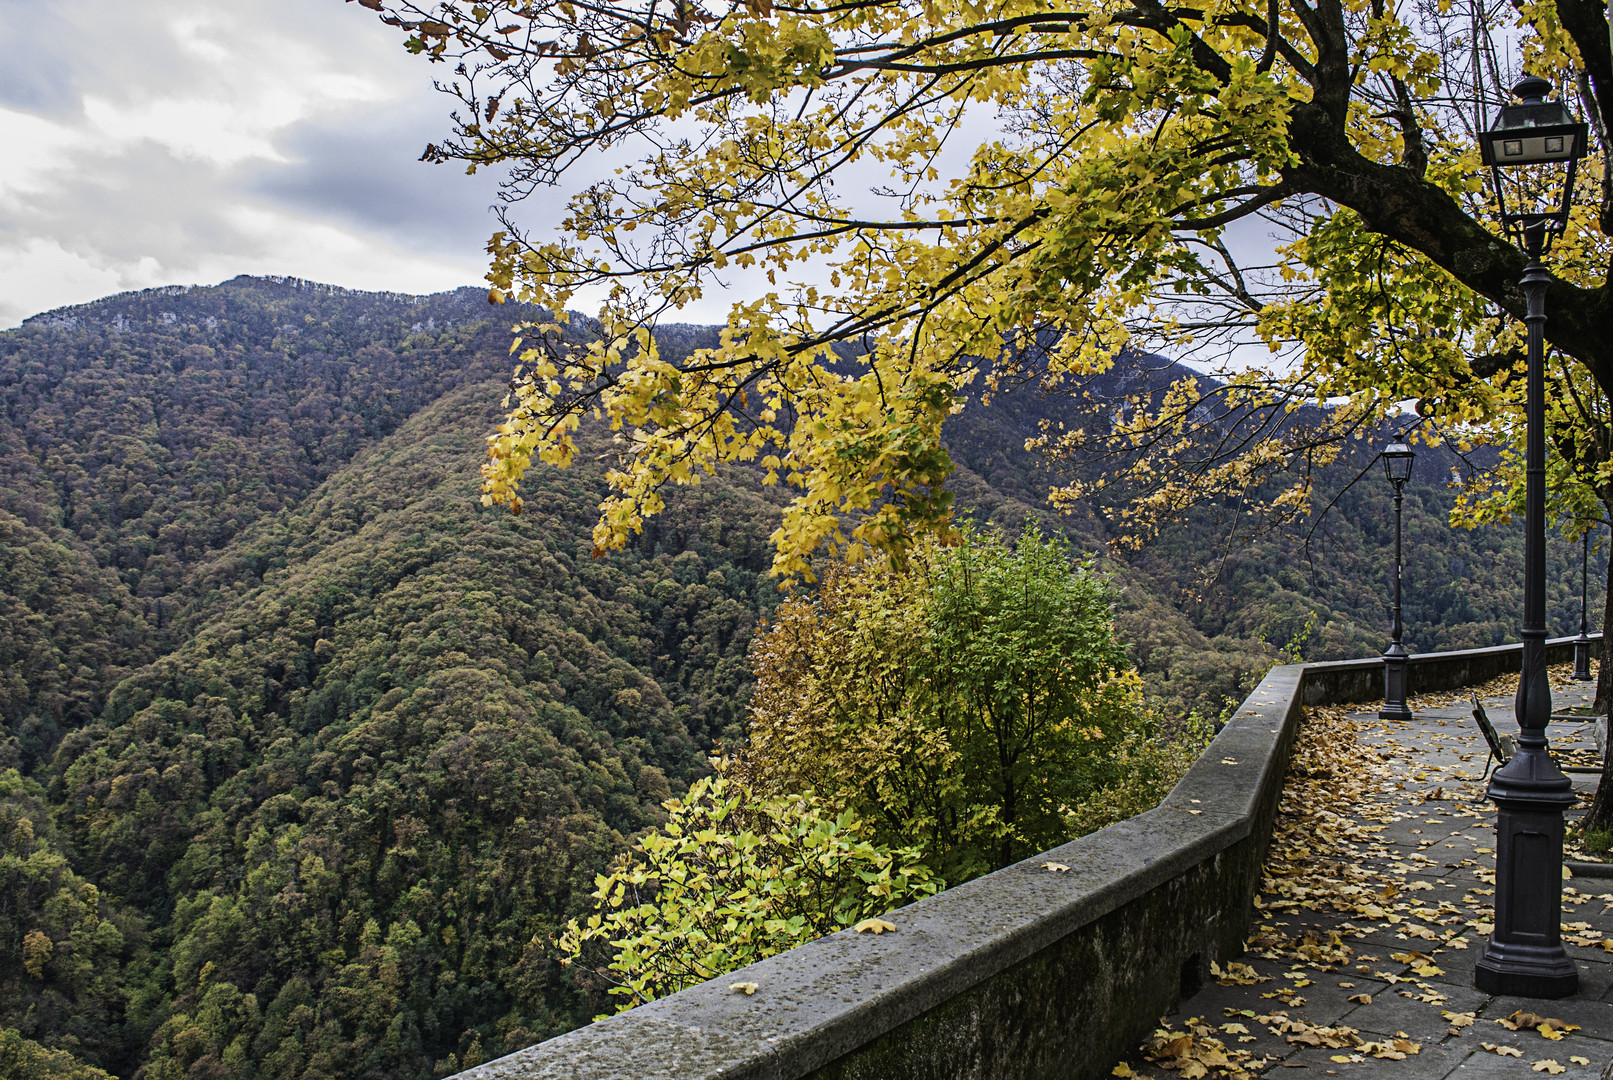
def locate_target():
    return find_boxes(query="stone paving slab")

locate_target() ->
[1118,669,1613,1080]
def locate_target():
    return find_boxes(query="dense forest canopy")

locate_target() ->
[0,276,1601,1079]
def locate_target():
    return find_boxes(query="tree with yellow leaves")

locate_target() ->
[355,0,1610,577]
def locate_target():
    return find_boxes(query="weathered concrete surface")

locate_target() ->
[454,637,1601,1080]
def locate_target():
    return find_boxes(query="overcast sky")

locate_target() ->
[0,0,1285,361]
[0,0,519,328]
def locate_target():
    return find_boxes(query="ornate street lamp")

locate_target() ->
[1379,438,1415,722]
[1574,525,1595,681]
[1473,74,1588,1000]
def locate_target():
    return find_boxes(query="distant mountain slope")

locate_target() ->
[37,383,793,1077]
[0,277,536,770]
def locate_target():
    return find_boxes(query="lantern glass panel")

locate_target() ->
[1382,442,1414,484]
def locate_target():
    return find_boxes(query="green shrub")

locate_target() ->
[1580,827,1613,857]
[557,763,940,1014]
[744,523,1165,878]
[1064,715,1215,836]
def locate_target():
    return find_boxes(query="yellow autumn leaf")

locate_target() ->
[854,918,897,934]
[729,981,759,995]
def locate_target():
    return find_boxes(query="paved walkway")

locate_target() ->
[1116,666,1613,1080]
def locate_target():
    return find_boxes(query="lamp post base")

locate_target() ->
[1380,647,1412,722]
[1475,750,1577,999]
[1474,938,1578,998]
[1573,634,1594,681]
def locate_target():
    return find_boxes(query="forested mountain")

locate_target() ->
[0,276,1595,1079]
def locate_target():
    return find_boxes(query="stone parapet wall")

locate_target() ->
[458,635,1601,1080]
[1299,636,1603,707]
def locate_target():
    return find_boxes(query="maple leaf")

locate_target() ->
[1482,1043,1524,1058]
[853,918,896,934]
[729,981,759,994]
[1532,1061,1566,1074]
[1042,862,1071,872]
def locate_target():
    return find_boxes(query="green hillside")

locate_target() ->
[0,276,1596,1078]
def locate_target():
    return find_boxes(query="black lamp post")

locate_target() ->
[1574,525,1594,681]
[1380,438,1415,722]
[1473,74,1588,999]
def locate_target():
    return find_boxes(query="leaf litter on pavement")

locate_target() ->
[1111,664,1605,1079]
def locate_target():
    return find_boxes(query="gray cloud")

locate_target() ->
[0,0,503,327]
[252,94,505,256]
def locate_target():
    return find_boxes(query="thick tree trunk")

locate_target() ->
[1575,554,1613,833]
[1598,552,1613,714]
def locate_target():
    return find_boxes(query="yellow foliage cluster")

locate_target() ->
[362,0,1613,566]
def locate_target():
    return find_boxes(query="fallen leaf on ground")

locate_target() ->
[853,918,896,934]
[1347,993,1372,1005]
[1500,1012,1549,1032]
[1212,961,1268,986]
[1502,1012,1581,1040]
[1482,1043,1524,1058]
[729,982,758,994]
[1042,862,1070,872]
[1532,1061,1566,1074]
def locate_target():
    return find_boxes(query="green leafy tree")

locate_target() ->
[0,770,145,1076]
[556,763,939,1013]
[925,526,1138,866]
[0,1028,114,1080]
[743,525,1159,876]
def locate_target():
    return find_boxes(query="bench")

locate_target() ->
[1471,695,1516,786]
